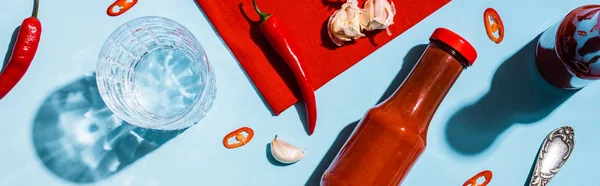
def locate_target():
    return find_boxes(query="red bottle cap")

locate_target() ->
[430,28,478,66]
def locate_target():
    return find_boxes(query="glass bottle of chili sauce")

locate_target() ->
[321,28,477,186]
[536,5,600,90]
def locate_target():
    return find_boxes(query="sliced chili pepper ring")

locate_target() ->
[483,8,504,44]
[223,127,255,149]
[463,170,492,186]
[107,0,139,17]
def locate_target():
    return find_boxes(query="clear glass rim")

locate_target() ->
[96,16,214,130]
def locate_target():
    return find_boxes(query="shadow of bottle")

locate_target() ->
[304,44,427,185]
[305,121,358,186]
[32,73,186,184]
[444,35,578,155]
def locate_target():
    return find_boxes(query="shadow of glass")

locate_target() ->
[445,35,578,155]
[32,73,185,184]
[294,103,310,135]
[2,26,20,72]
[304,44,426,185]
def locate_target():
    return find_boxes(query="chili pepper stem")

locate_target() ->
[32,0,39,18]
[251,0,271,23]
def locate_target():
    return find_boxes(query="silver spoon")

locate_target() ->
[528,126,575,186]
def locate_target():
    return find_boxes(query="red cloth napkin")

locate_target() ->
[197,0,450,115]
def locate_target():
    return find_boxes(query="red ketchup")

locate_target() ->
[321,28,477,186]
[536,5,600,90]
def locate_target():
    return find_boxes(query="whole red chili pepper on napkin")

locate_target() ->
[252,0,318,135]
[0,0,42,100]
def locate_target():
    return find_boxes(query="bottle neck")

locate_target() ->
[380,42,466,134]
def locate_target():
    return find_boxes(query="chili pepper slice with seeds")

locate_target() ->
[107,0,138,17]
[223,127,255,149]
[252,0,318,135]
[0,0,42,100]
[463,170,492,186]
[483,8,504,44]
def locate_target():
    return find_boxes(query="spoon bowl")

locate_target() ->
[528,126,575,186]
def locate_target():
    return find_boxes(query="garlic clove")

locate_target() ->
[327,0,365,46]
[362,0,396,35]
[361,0,374,29]
[328,9,349,46]
[270,136,305,164]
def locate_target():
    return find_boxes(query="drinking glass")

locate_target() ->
[96,16,216,130]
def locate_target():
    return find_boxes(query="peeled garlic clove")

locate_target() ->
[361,0,374,29]
[362,0,396,35]
[328,9,350,46]
[270,136,305,164]
[327,0,365,46]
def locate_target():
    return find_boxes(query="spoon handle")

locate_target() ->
[529,126,575,186]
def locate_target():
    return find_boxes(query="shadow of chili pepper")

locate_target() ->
[2,26,20,72]
[294,103,310,133]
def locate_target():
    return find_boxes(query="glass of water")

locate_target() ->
[96,16,216,130]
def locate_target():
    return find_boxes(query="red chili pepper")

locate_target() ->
[483,8,504,44]
[251,0,318,135]
[223,127,255,149]
[107,0,138,17]
[0,0,42,100]
[463,170,492,186]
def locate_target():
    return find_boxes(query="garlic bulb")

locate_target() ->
[270,136,305,164]
[327,0,365,46]
[361,0,396,36]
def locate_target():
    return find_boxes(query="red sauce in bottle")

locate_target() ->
[536,5,600,90]
[321,28,477,186]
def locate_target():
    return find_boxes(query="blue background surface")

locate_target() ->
[0,0,598,185]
